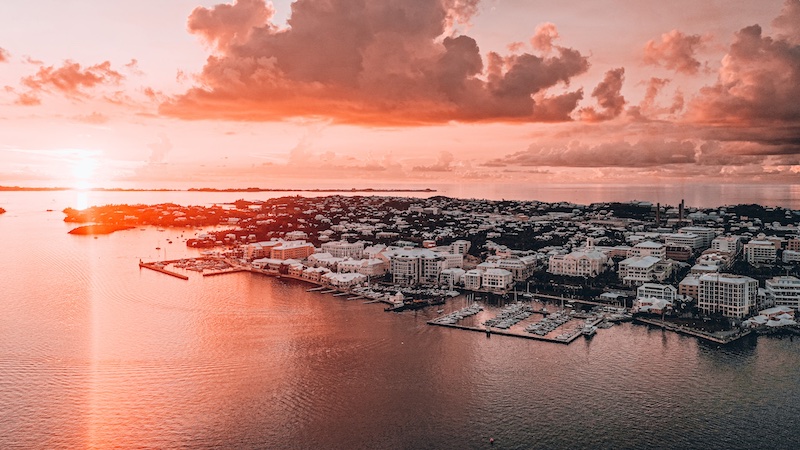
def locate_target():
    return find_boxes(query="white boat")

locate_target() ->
[582,325,597,337]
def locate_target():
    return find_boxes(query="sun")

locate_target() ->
[71,155,98,190]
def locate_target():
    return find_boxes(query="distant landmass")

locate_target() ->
[0,207,5,214]
[0,186,436,193]
[68,224,135,235]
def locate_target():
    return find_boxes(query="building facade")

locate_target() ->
[698,274,758,318]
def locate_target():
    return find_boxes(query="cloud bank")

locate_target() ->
[162,0,590,124]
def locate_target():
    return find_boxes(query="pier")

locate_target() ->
[633,317,752,345]
[139,261,189,280]
[202,267,248,277]
[427,320,583,344]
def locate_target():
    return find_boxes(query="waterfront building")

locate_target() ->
[679,274,701,300]
[636,283,677,302]
[711,236,742,254]
[617,256,673,286]
[244,240,281,260]
[321,240,365,259]
[321,272,367,289]
[439,268,466,287]
[307,253,345,270]
[481,268,514,292]
[270,240,316,260]
[698,274,758,318]
[497,255,538,281]
[633,297,672,314]
[743,240,777,264]
[463,269,483,290]
[765,276,800,310]
[548,250,608,278]
[386,248,447,286]
[664,233,704,250]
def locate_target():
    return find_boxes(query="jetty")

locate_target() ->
[139,261,189,280]
[634,317,752,345]
[427,320,582,344]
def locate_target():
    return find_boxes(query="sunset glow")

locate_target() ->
[1,0,799,187]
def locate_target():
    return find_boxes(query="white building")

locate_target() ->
[784,250,800,263]
[618,256,673,286]
[463,269,483,290]
[636,283,678,302]
[450,240,471,255]
[743,240,777,264]
[766,276,800,310]
[679,226,717,247]
[321,240,365,259]
[664,233,704,250]
[698,274,758,318]
[440,268,466,287]
[387,248,447,286]
[711,236,742,254]
[626,241,666,258]
[497,256,538,281]
[548,250,608,278]
[321,272,367,289]
[482,268,514,292]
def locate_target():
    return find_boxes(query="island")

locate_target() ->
[68,195,800,344]
[0,207,5,215]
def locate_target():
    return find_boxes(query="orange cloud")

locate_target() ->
[688,24,800,128]
[162,0,590,125]
[643,30,705,75]
[21,60,124,99]
[580,67,626,122]
[0,47,9,63]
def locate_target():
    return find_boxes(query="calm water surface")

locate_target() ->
[1,191,799,449]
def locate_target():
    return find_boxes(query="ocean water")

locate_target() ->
[0,190,799,449]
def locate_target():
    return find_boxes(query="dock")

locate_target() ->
[202,267,248,277]
[139,262,189,280]
[634,317,752,345]
[427,320,582,344]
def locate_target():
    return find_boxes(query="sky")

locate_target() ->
[0,0,798,188]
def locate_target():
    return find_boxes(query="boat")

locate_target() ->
[582,325,597,337]
[155,246,161,250]
[436,309,444,314]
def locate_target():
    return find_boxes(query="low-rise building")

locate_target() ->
[548,250,608,278]
[270,240,316,260]
[636,283,677,302]
[482,268,514,292]
[321,240,365,259]
[743,240,777,264]
[766,276,800,310]
[463,269,483,290]
[627,241,666,258]
[664,233,704,250]
[711,236,742,254]
[618,256,673,286]
[679,274,701,300]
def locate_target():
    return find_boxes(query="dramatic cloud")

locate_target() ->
[580,67,626,121]
[688,24,800,128]
[187,0,276,51]
[0,47,9,62]
[772,0,800,44]
[162,0,590,125]
[643,30,705,74]
[20,60,124,98]
[488,139,696,168]
[14,92,41,106]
